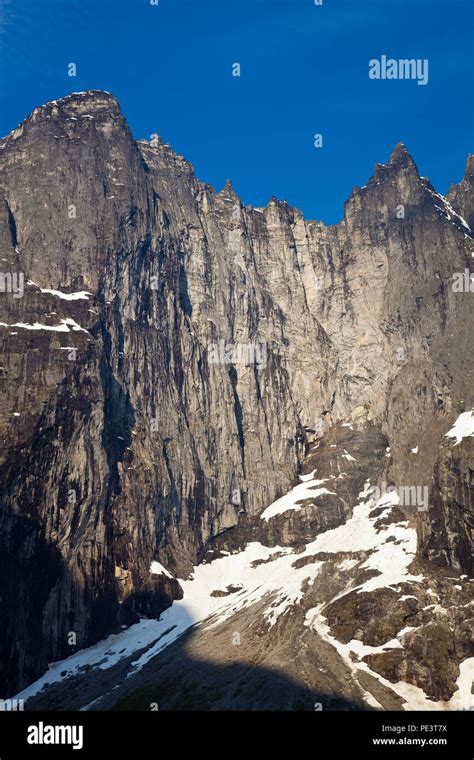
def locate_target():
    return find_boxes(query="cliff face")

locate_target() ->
[448,154,474,231]
[0,91,472,699]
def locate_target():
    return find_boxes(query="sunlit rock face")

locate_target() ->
[0,91,472,699]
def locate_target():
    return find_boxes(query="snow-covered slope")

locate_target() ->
[15,461,473,712]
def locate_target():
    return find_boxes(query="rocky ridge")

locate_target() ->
[0,90,472,703]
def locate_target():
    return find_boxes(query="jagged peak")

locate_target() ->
[389,142,411,162]
[147,132,164,148]
[47,89,116,104]
[0,90,122,143]
[33,90,120,116]
[446,153,474,231]
[366,142,420,189]
[386,142,420,175]
[265,195,288,209]
[447,153,474,196]
[217,178,240,201]
[462,154,474,182]
[346,143,422,204]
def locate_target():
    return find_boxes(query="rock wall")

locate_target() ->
[0,91,472,695]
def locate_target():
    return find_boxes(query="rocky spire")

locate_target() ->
[447,154,474,229]
[387,142,418,172]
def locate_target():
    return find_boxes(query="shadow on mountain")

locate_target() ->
[0,495,66,697]
[107,626,370,712]
[17,591,374,711]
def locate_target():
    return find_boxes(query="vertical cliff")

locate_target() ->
[0,91,472,698]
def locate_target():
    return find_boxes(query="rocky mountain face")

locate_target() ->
[0,91,472,706]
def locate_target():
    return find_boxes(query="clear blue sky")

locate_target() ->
[0,0,472,224]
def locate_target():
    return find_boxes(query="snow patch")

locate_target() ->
[149,561,173,579]
[0,319,88,333]
[445,411,474,445]
[342,450,357,462]
[39,288,91,301]
[429,189,471,232]
[13,482,426,709]
[260,475,335,521]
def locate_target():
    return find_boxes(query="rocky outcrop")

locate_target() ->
[0,90,472,699]
[421,433,473,573]
[19,430,472,711]
[448,155,474,231]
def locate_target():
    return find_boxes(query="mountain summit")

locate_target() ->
[0,92,472,710]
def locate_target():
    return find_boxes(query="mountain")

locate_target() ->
[0,91,472,709]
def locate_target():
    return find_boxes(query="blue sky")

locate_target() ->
[0,0,472,224]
